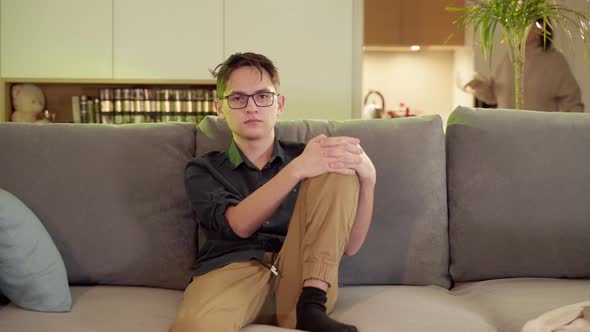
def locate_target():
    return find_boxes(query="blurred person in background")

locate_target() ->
[464,18,584,112]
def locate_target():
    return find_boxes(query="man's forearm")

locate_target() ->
[344,179,375,256]
[225,162,300,238]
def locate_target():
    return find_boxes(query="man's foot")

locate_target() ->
[295,287,358,332]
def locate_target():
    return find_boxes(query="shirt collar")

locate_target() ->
[228,137,287,169]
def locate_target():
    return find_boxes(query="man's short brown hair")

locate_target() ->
[210,52,280,98]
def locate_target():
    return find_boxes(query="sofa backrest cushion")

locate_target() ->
[446,106,590,281]
[196,116,450,288]
[0,123,197,290]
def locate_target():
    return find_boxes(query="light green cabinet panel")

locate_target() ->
[224,0,359,120]
[114,0,223,80]
[0,0,112,78]
[1,4,3,123]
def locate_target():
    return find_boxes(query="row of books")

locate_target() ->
[72,88,217,125]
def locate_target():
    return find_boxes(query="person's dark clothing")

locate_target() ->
[185,138,306,276]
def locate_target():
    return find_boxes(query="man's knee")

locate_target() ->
[297,173,360,229]
[308,173,359,191]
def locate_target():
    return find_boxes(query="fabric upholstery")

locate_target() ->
[1,109,590,332]
[330,285,496,332]
[196,115,450,287]
[0,189,71,312]
[0,123,197,290]
[5,280,585,332]
[446,106,590,281]
[452,278,590,332]
[0,285,496,332]
[0,286,181,332]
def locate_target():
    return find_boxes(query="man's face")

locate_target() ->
[214,66,285,142]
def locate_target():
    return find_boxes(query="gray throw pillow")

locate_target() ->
[0,189,71,312]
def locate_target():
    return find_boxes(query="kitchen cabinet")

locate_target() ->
[0,0,113,78]
[224,0,361,120]
[365,0,465,46]
[1,0,223,81]
[113,0,223,80]
[365,0,402,47]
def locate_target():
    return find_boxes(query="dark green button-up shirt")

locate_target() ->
[185,138,305,276]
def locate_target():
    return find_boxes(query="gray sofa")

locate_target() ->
[0,106,589,332]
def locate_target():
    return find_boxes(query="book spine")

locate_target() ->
[71,96,81,123]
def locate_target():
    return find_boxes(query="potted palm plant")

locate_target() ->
[447,0,589,110]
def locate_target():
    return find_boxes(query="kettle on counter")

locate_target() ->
[362,90,385,119]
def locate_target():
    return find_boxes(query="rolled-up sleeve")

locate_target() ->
[185,160,242,240]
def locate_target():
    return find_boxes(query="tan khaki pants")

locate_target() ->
[170,173,360,332]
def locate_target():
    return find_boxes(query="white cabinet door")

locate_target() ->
[224,0,360,120]
[114,0,223,80]
[0,0,112,78]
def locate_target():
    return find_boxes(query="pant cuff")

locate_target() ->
[302,262,338,288]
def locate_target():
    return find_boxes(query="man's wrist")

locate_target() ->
[359,175,376,187]
[284,160,304,183]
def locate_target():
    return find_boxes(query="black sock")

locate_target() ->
[295,287,358,332]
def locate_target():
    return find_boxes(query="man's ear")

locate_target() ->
[214,99,224,119]
[277,95,286,116]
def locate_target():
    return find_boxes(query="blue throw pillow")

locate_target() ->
[0,189,71,312]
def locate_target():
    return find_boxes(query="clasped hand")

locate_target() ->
[293,134,376,183]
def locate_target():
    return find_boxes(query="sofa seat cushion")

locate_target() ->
[0,285,496,332]
[330,285,497,332]
[246,286,497,331]
[0,286,182,332]
[451,278,590,332]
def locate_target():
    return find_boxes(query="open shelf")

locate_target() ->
[1,78,217,123]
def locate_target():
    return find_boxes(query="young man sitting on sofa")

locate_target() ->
[169,52,376,332]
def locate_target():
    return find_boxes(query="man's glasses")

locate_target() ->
[221,92,280,109]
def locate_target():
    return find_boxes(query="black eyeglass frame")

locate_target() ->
[220,92,281,109]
